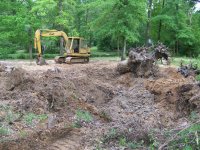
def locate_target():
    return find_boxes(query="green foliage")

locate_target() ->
[151,0,200,56]
[72,122,82,128]
[1,0,200,58]
[148,130,160,149]
[89,0,146,56]
[91,47,118,57]
[119,137,127,146]
[23,113,47,126]
[72,109,93,128]
[0,125,10,136]
[102,128,144,149]
[0,105,20,124]
[75,109,93,123]
[171,57,200,67]
[128,141,143,149]
[19,130,28,138]
[195,74,200,81]
[102,128,117,143]
[190,111,199,121]
[167,123,200,149]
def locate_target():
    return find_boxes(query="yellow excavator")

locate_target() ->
[34,29,90,65]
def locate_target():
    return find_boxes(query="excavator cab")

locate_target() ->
[34,29,90,65]
[57,37,90,64]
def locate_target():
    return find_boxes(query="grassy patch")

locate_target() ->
[171,57,200,67]
[0,105,20,124]
[90,47,118,57]
[23,113,47,126]
[91,56,120,61]
[0,46,120,60]
[166,123,200,149]
[0,125,10,136]
[102,128,144,149]
[76,109,93,123]
[72,110,93,128]
[102,128,117,143]
[195,74,200,81]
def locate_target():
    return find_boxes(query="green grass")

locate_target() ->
[90,47,118,57]
[75,109,93,123]
[0,125,10,136]
[0,46,119,60]
[171,57,200,67]
[72,109,93,128]
[2,47,200,65]
[91,56,120,61]
[23,113,47,126]
[166,123,200,149]
[0,105,20,124]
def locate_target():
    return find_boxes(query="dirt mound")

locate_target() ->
[145,67,200,126]
[5,68,34,91]
[0,61,200,149]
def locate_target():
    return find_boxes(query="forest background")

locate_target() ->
[0,0,200,60]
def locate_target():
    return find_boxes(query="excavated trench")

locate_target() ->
[0,61,200,150]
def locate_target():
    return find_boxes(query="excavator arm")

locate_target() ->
[34,29,69,65]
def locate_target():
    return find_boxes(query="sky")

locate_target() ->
[195,3,200,11]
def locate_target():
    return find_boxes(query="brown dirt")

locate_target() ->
[0,60,200,150]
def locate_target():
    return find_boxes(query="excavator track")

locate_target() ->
[66,57,89,64]
[54,56,89,64]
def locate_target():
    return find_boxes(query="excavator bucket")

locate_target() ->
[36,56,47,65]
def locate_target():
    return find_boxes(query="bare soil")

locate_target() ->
[0,60,199,150]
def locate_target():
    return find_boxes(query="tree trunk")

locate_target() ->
[121,38,126,61]
[85,8,89,39]
[157,20,162,41]
[28,27,33,60]
[157,0,165,41]
[58,0,64,55]
[11,0,16,15]
[145,0,152,46]
[175,39,179,55]
[117,37,120,57]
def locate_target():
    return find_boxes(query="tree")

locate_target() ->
[0,0,36,55]
[146,0,153,46]
[90,0,146,60]
[151,0,198,56]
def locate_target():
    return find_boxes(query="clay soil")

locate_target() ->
[0,60,199,150]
